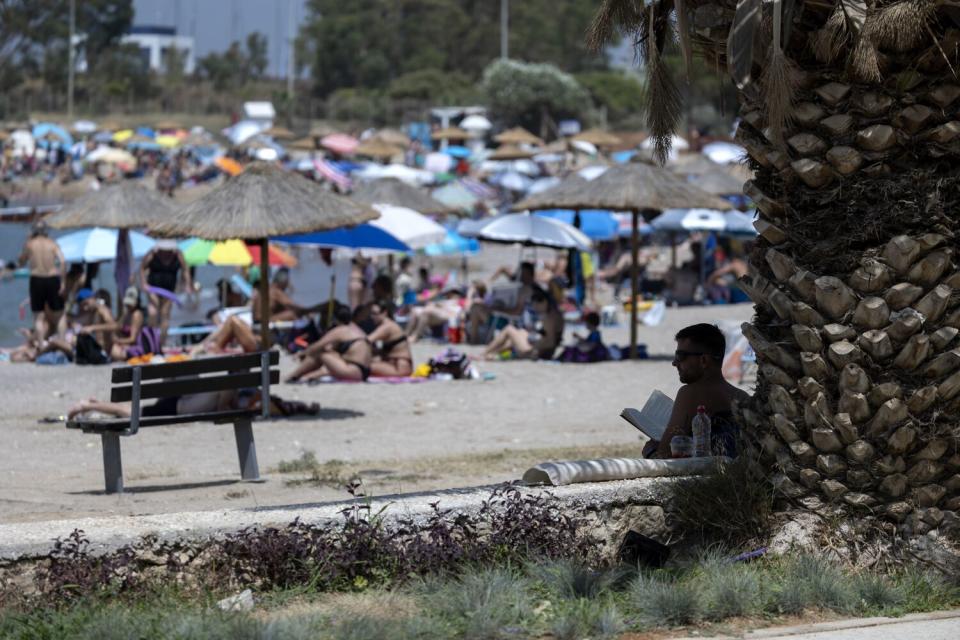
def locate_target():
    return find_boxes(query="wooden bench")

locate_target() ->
[67,351,279,494]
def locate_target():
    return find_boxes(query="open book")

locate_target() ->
[620,390,674,441]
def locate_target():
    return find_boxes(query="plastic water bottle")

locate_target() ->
[692,406,712,457]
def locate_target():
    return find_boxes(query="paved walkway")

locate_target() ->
[682,609,960,639]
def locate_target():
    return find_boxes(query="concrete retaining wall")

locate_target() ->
[0,478,677,565]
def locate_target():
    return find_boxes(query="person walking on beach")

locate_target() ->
[19,220,66,340]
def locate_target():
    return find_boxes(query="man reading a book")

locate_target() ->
[647,323,750,458]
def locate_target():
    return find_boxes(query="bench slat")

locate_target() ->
[111,351,279,383]
[111,370,279,402]
[67,409,259,433]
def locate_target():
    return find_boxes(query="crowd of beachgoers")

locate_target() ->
[1,117,755,379]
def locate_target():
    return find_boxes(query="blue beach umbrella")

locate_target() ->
[443,145,471,158]
[32,123,74,147]
[535,209,619,241]
[277,225,411,252]
[423,228,480,256]
[57,227,155,263]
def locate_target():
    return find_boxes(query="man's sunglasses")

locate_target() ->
[674,350,723,361]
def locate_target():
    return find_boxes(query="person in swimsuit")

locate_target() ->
[285,305,373,383]
[108,286,148,361]
[140,239,191,344]
[67,388,319,421]
[19,220,67,340]
[482,286,564,361]
[645,323,751,458]
[367,301,414,377]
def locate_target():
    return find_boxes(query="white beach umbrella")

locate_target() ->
[701,141,747,164]
[57,227,156,263]
[460,114,493,131]
[352,163,434,186]
[472,212,592,250]
[651,208,729,233]
[368,203,447,250]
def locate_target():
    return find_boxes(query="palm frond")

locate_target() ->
[644,2,682,165]
[812,4,851,63]
[587,0,646,52]
[871,0,933,53]
[674,0,693,76]
[727,0,763,89]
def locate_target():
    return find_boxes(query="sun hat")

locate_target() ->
[155,239,178,250]
[123,286,140,307]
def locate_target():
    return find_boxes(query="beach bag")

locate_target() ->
[136,326,164,356]
[429,349,470,379]
[283,320,320,354]
[75,333,109,365]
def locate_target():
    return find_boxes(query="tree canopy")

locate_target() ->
[298,0,607,97]
[483,59,591,133]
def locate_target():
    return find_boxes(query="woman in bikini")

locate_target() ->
[285,305,373,383]
[367,301,413,377]
[482,286,564,361]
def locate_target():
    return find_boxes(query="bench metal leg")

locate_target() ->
[233,419,260,481]
[101,433,124,494]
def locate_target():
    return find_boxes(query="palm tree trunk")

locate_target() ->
[725,1,960,535]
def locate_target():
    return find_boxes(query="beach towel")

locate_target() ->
[305,375,430,385]
[522,456,727,486]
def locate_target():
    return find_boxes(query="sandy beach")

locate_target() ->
[0,302,752,525]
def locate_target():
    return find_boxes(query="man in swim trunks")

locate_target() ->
[19,220,67,340]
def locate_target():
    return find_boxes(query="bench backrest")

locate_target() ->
[110,351,280,433]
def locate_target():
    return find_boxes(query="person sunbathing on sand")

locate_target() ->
[190,314,261,355]
[285,305,373,383]
[68,388,318,420]
[367,301,413,377]
[482,286,564,361]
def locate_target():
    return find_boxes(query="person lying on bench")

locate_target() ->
[644,323,750,458]
[285,305,373,383]
[68,387,318,420]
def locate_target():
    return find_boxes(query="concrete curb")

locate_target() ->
[675,608,960,639]
[0,477,670,562]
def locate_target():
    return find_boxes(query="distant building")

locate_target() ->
[73,25,195,74]
[123,26,196,74]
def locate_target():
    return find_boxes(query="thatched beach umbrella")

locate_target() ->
[430,126,469,141]
[488,145,536,161]
[494,127,543,146]
[353,139,404,160]
[372,128,410,147]
[45,182,177,311]
[694,170,746,197]
[570,129,622,148]
[352,178,452,216]
[288,136,318,151]
[150,162,377,348]
[46,182,174,230]
[262,125,296,141]
[516,163,731,358]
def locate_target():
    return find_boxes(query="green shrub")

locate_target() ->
[665,455,774,547]
[529,559,627,600]
[628,575,701,627]
[853,573,905,611]
[698,563,762,620]
[551,599,624,640]
[422,567,531,639]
